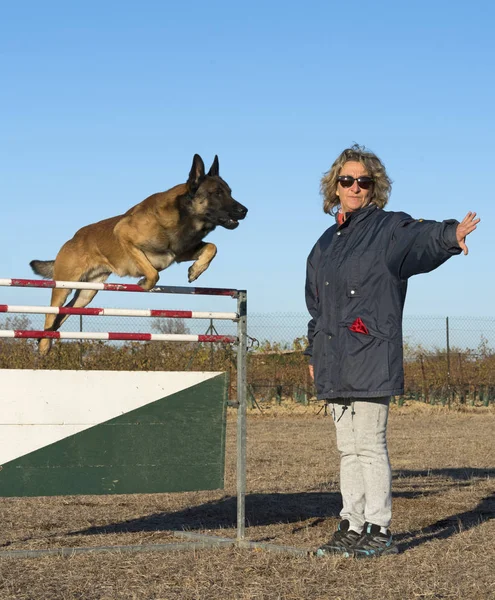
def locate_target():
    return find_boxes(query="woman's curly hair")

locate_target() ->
[320,144,392,215]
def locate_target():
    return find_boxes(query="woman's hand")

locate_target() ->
[308,364,314,381]
[456,212,480,255]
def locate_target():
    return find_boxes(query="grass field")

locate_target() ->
[0,402,493,599]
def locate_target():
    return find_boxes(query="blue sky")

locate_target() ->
[1,0,493,321]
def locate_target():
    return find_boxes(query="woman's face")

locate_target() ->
[336,161,373,215]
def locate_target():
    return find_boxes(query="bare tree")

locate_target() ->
[151,318,191,335]
[0,316,32,330]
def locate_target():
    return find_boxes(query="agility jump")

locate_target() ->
[0,277,250,555]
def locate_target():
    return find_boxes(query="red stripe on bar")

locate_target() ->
[11,279,55,288]
[198,335,237,343]
[108,332,152,341]
[14,330,60,339]
[0,305,8,312]
[149,309,192,318]
[59,307,105,315]
[103,283,146,292]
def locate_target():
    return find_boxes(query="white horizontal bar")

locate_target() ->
[0,305,237,320]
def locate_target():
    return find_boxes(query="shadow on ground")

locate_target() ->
[393,468,494,551]
[395,491,495,552]
[69,492,341,537]
[67,467,493,546]
[394,467,495,481]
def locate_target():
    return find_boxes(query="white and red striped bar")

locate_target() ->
[0,278,240,297]
[0,304,238,321]
[0,330,237,343]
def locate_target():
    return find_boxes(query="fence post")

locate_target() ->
[420,354,428,403]
[236,290,247,542]
[446,316,451,406]
[458,352,466,404]
[79,315,83,369]
[209,318,214,369]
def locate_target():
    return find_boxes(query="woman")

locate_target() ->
[305,144,479,558]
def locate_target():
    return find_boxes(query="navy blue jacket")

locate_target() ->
[305,204,461,399]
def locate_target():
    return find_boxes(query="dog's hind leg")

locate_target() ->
[176,242,217,283]
[38,287,73,355]
[48,288,100,331]
[46,272,110,330]
[38,271,109,355]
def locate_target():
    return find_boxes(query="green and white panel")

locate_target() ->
[0,370,228,497]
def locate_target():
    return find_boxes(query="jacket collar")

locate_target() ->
[336,203,378,229]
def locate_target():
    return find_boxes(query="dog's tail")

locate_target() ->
[30,260,55,279]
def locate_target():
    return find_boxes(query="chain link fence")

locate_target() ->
[245,314,495,407]
[1,313,494,407]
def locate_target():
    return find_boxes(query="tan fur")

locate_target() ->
[30,155,247,354]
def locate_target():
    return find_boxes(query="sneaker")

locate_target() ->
[316,519,362,556]
[348,522,399,558]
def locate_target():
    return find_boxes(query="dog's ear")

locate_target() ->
[207,155,219,177]
[187,154,206,193]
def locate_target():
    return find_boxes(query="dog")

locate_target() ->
[30,154,248,354]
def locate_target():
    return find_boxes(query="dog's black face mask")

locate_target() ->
[186,154,248,230]
[200,180,248,230]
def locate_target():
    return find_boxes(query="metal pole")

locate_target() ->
[209,318,214,369]
[236,290,247,541]
[446,316,451,405]
[79,315,83,368]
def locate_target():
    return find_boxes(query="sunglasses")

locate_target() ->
[337,176,374,190]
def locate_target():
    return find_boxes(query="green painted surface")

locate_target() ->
[0,373,228,497]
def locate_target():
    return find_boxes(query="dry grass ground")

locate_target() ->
[0,402,493,600]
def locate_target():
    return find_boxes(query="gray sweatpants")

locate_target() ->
[329,397,392,531]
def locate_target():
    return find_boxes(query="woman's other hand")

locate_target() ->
[456,212,480,255]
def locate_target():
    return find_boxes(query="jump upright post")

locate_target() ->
[0,277,249,554]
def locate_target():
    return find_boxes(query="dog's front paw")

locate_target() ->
[188,264,203,283]
[137,277,158,291]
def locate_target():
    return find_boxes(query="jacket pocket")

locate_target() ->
[341,318,397,342]
[339,325,391,392]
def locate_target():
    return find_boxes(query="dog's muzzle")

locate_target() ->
[215,202,247,229]
[233,203,248,219]
[219,203,248,230]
